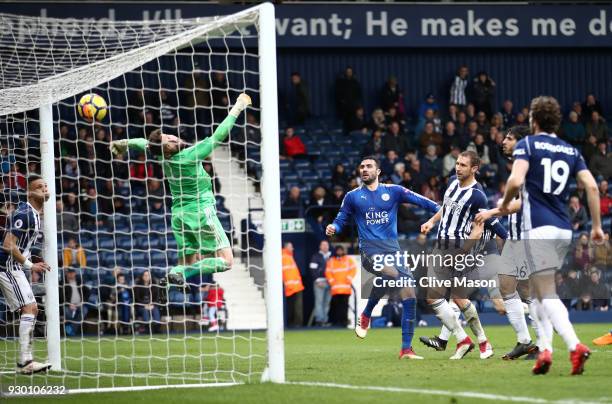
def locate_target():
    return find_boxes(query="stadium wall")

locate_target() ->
[277,47,612,119]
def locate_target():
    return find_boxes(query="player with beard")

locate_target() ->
[326,156,439,359]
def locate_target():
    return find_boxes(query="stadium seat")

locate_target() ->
[99,238,115,250]
[131,252,148,267]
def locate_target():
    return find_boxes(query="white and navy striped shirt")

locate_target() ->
[437,178,488,247]
[507,204,522,241]
[0,202,41,272]
[450,75,468,106]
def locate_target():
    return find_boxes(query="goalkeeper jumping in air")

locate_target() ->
[110,93,251,285]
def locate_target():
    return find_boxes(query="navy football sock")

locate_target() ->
[401,298,416,350]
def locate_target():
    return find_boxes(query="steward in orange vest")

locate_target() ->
[282,243,304,327]
[325,246,356,327]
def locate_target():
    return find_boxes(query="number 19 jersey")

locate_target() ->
[512,133,587,231]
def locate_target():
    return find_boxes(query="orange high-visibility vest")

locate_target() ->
[325,255,356,296]
[282,248,304,297]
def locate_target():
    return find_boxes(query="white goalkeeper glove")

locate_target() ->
[110,139,129,156]
[229,93,252,118]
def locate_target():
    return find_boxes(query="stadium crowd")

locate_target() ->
[0,64,610,334]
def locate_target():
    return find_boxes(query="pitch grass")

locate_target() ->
[2,323,612,403]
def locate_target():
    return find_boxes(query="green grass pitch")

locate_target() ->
[2,323,612,403]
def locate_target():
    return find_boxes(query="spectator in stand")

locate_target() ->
[571,101,584,122]
[418,93,439,119]
[585,111,608,142]
[330,186,345,209]
[421,144,442,179]
[335,66,363,121]
[282,242,304,328]
[449,65,469,109]
[475,111,491,134]
[514,111,527,126]
[80,188,99,227]
[147,179,166,214]
[419,122,443,155]
[60,268,90,337]
[331,164,350,190]
[500,100,515,127]
[362,129,384,158]
[400,171,413,190]
[583,133,599,164]
[282,127,307,160]
[113,272,132,335]
[309,240,332,327]
[369,108,387,133]
[201,282,225,332]
[94,128,112,178]
[382,121,408,156]
[455,111,469,138]
[421,176,441,202]
[465,103,476,121]
[408,159,426,191]
[556,271,574,309]
[582,94,604,120]
[561,111,586,146]
[130,153,153,187]
[569,196,589,232]
[593,232,611,268]
[587,268,610,311]
[62,238,86,269]
[134,270,162,334]
[417,108,442,135]
[466,120,479,142]
[57,200,79,239]
[325,245,356,327]
[210,72,230,123]
[391,162,406,185]
[344,106,368,134]
[467,133,491,165]
[380,76,401,112]
[307,186,332,238]
[589,140,612,180]
[443,145,461,177]
[490,112,504,133]
[385,105,406,128]
[446,104,459,124]
[287,72,310,125]
[381,150,401,178]
[282,186,304,219]
[571,181,589,212]
[599,181,612,218]
[442,121,462,154]
[574,233,593,272]
[470,71,496,118]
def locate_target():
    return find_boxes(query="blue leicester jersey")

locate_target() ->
[513,133,587,231]
[0,202,41,272]
[332,183,439,250]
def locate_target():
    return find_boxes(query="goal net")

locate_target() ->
[0,4,284,394]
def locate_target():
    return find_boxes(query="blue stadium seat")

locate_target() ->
[99,238,114,250]
[279,160,292,170]
[131,252,148,267]
[150,251,167,266]
[294,160,311,169]
[80,237,96,250]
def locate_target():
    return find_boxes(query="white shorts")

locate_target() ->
[522,226,572,275]
[0,270,36,312]
[499,241,530,280]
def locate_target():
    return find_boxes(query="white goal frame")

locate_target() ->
[27,2,283,388]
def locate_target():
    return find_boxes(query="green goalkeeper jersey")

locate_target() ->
[127,115,236,210]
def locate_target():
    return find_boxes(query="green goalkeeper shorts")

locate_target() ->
[171,204,230,257]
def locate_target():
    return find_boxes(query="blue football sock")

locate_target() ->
[363,286,386,318]
[401,298,416,350]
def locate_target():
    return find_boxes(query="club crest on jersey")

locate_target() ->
[381,193,390,201]
[14,219,23,229]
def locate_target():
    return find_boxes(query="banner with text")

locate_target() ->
[5,3,612,47]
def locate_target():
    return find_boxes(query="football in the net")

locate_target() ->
[78,93,108,122]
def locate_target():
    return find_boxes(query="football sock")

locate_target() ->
[363,285,387,318]
[461,301,487,343]
[170,257,229,278]
[432,299,467,341]
[532,300,553,352]
[401,298,416,349]
[19,314,35,364]
[524,298,540,345]
[503,294,531,344]
[438,301,460,341]
[541,298,579,351]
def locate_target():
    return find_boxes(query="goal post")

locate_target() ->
[0,3,284,393]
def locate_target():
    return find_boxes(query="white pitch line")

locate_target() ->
[288,381,611,404]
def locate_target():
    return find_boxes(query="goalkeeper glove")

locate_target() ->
[229,93,252,118]
[110,139,129,156]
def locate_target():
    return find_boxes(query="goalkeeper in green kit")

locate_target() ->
[110,93,251,285]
